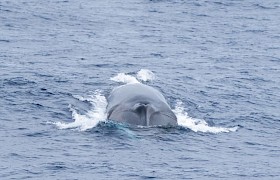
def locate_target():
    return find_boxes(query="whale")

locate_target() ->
[106,83,177,126]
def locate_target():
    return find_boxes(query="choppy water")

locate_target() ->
[1,0,280,179]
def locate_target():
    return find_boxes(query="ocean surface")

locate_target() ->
[1,0,280,179]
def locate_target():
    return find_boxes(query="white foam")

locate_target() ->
[110,73,140,84]
[110,69,156,84]
[173,101,238,133]
[136,69,156,82]
[54,91,107,131]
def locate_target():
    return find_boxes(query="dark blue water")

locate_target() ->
[1,0,280,179]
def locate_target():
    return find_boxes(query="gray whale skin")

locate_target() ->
[106,83,177,126]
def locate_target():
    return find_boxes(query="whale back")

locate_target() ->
[106,84,177,126]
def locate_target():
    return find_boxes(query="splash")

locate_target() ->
[110,73,139,84]
[54,91,107,131]
[110,69,156,84]
[173,101,238,133]
[136,69,156,82]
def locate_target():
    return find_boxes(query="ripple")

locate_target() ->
[3,77,36,86]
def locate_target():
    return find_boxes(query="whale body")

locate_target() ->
[106,83,177,126]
